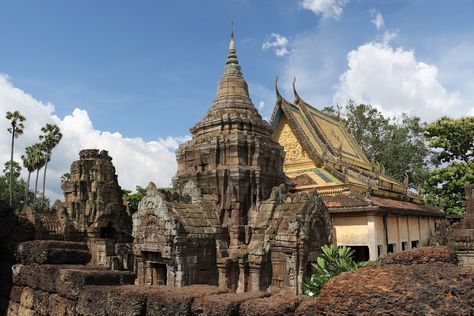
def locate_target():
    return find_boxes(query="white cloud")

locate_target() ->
[300,0,349,19]
[333,41,463,121]
[370,10,384,31]
[0,74,188,201]
[262,33,291,57]
[258,100,265,110]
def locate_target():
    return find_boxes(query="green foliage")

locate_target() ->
[302,245,364,297]
[424,116,474,165]
[424,161,474,215]
[424,116,474,215]
[0,174,37,210]
[61,173,71,184]
[122,185,147,213]
[323,101,430,189]
[5,110,26,137]
[3,161,21,180]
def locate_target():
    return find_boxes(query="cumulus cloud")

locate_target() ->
[300,0,349,19]
[0,74,188,201]
[333,42,463,121]
[262,33,291,57]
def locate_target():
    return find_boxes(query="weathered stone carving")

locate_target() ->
[133,182,223,287]
[22,149,134,269]
[133,32,331,293]
[60,149,131,239]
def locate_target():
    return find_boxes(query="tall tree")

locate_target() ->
[39,124,62,209]
[323,102,430,189]
[424,116,474,214]
[21,146,36,206]
[30,143,46,208]
[5,111,26,205]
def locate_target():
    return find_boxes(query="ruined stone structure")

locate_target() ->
[61,149,132,268]
[21,149,133,270]
[133,32,331,294]
[440,184,474,267]
[133,182,223,287]
[173,31,287,226]
[271,81,445,261]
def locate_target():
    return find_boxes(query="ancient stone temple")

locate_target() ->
[444,184,474,267]
[173,30,287,226]
[271,81,445,261]
[61,149,133,267]
[133,32,332,294]
[22,149,133,269]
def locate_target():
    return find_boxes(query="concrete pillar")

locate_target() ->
[367,214,378,261]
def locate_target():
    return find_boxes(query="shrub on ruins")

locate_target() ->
[302,245,364,297]
[122,185,147,213]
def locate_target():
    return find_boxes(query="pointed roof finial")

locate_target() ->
[275,76,282,100]
[224,22,242,76]
[293,76,301,102]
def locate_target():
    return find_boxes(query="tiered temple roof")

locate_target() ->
[271,79,443,217]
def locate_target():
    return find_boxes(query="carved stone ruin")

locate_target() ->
[23,149,134,270]
[133,32,332,293]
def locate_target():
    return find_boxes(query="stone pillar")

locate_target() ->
[237,260,247,293]
[367,214,378,261]
[217,266,228,289]
[135,257,144,286]
[248,265,261,292]
[145,261,152,285]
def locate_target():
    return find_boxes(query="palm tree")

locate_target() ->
[5,111,26,205]
[30,143,46,208]
[39,124,62,209]
[21,146,36,206]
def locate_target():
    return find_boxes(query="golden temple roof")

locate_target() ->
[271,79,423,203]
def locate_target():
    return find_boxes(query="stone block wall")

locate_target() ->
[6,241,320,316]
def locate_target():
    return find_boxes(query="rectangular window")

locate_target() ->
[411,240,419,249]
[387,243,397,253]
[402,241,409,251]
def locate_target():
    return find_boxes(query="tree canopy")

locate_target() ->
[323,101,430,189]
[424,116,474,215]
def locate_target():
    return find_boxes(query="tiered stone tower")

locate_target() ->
[62,149,132,267]
[173,31,287,231]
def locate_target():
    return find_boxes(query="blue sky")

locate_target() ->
[0,0,473,198]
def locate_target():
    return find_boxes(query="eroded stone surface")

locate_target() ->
[316,248,474,316]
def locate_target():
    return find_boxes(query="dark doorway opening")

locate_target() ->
[151,263,167,285]
[100,222,114,238]
[351,246,370,262]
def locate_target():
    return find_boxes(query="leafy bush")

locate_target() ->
[302,244,364,296]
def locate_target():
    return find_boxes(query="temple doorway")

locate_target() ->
[150,263,167,285]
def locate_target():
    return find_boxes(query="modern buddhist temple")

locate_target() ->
[271,80,445,261]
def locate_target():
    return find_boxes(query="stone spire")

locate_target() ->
[223,29,242,77]
[174,29,287,226]
[215,29,250,102]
